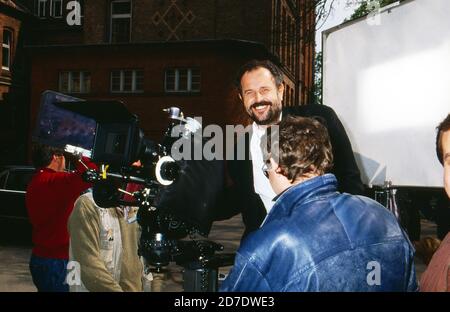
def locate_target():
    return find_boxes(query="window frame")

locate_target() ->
[110,0,132,43]
[5,170,35,192]
[165,68,201,93]
[58,71,91,94]
[110,69,144,93]
[50,0,63,18]
[2,29,12,71]
[36,0,47,19]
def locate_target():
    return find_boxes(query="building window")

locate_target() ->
[36,0,47,18]
[59,71,91,93]
[111,69,143,93]
[50,0,63,18]
[165,68,200,93]
[110,0,132,43]
[2,30,12,71]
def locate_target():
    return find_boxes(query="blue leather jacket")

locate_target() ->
[220,174,418,292]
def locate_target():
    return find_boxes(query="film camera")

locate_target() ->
[33,91,234,291]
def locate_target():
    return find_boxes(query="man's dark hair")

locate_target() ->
[31,143,65,168]
[262,116,334,182]
[436,114,450,165]
[235,59,284,94]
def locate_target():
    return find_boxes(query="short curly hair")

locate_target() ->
[436,114,450,165]
[262,116,334,182]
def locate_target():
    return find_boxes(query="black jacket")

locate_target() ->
[216,104,365,237]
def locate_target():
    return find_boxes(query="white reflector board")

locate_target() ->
[323,0,449,187]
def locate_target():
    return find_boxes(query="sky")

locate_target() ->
[315,0,361,51]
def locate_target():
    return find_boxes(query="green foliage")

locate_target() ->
[349,0,400,20]
[313,51,323,105]
[314,0,403,105]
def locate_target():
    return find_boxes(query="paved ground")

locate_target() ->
[0,215,245,292]
[0,246,34,292]
[0,216,438,292]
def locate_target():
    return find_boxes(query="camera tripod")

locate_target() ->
[180,252,235,292]
[141,237,235,292]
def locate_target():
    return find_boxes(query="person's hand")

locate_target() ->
[63,151,81,167]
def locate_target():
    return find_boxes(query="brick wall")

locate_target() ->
[0,3,30,164]
[24,0,315,148]
[0,12,22,98]
[29,42,268,141]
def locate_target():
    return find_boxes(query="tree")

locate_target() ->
[349,0,401,20]
[314,0,403,105]
[313,51,323,105]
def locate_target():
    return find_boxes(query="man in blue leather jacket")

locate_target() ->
[220,116,418,292]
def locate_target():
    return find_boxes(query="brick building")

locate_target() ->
[22,0,315,141]
[0,0,31,164]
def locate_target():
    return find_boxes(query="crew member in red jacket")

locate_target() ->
[26,143,96,292]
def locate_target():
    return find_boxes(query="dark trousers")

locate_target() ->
[29,254,69,292]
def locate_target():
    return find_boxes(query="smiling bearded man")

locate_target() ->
[213,60,366,239]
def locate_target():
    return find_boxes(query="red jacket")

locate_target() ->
[26,157,96,259]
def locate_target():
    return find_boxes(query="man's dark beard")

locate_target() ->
[249,101,282,125]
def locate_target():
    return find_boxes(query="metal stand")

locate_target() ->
[374,181,401,222]
[183,267,218,292]
[140,233,236,292]
[180,253,235,292]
